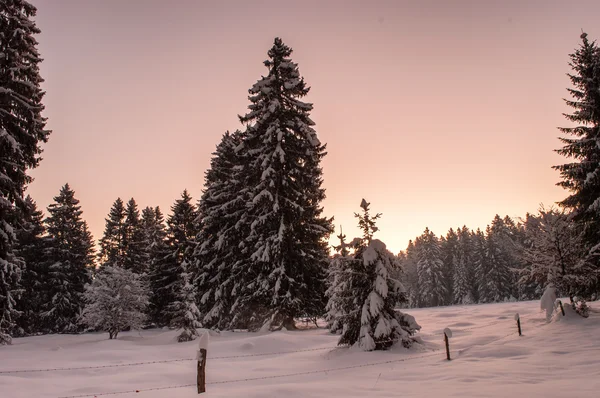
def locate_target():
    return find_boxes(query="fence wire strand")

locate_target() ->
[57,383,197,398]
[0,317,527,398]
[0,318,510,375]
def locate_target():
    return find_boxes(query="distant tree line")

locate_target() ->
[395,210,593,310]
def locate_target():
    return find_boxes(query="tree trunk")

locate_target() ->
[282,316,296,330]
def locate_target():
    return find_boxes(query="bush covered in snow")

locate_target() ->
[81,266,148,339]
[572,296,590,318]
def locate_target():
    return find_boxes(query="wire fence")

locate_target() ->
[0,317,527,397]
[0,317,509,375]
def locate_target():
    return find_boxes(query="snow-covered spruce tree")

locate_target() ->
[441,228,459,305]
[482,217,515,302]
[81,266,148,339]
[98,198,127,270]
[399,240,419,308]
[325,227,356,334]
[157,191,198,326]
[358,240,420,350]
[123,198,146,275]
[553,32,600,298]
[415,228,446,307]
[488,215,523,299]
[167,190,198,266]
[330,200,420,351]
[472,228,489,303]
[501,216,527,299]
[520,206,586,303]
[194,130,245,330]
[453,226,475,304]
[143,207,173,326]
[168,264,202,342]
[14,195,46,335]
[42,184,95,333]
[140,206,158,268]
[229,38,334,331]
[0,0,50,345]
[518,213,544,300]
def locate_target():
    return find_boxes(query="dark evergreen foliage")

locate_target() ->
[144,206,173,326]
[415,228,446,307]
[98,198,127,270]
[168,268,202,342]
[440,229,459,305]
[229,38,333,331]
[123,198,146,274]
[454,226,475,304]
[13,195,46,335]
[0,0,50,344]
[553,32,600,297]
[154,191,198,327]
[193,131,244,329]
[42,184,95,333]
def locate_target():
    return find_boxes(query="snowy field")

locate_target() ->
[1,300,599,398]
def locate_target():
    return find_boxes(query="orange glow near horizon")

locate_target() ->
[26,0,598,254]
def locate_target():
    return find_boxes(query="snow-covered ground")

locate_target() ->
[1,300,599,398]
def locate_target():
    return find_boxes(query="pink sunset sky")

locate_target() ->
[27,0,600,254]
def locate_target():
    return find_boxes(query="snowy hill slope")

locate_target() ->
[1,300,599,397]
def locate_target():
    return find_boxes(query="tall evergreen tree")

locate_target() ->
[154,191,198,327]
[194,131,245,329]
[0,0,50,345]
[140,206,157,271]
[441,228,459,305]
[143,206,172,326]
[503,216,529,299]
[42,184,95,333]
[481,221,513,302]
[325,227,355,333]
[415,228,446,307]
[167,190,198,266]
[472,228,489,302]
[404,240,420,307]
[453,226,475,304]
[98,198,127,269]
[123,198,145,274]
[494,215,522,299]
[553,32,600,297]
[230,38,334,331]
[14,195,46,335]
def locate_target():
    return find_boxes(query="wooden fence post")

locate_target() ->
[197,331,209,394]
[557,300,566,316]
[443,327,452,361]
[514,313,522,336]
